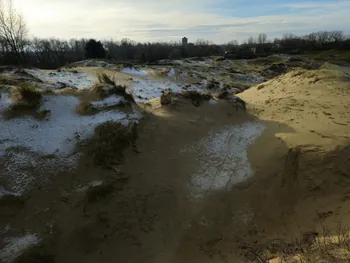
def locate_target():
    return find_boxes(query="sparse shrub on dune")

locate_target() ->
[160,89,175,105]
[181,90,212,107]
[206,78,220,89]
[97,72,115,86]
[80,121,138,167]
[76,101,97,116]
[11,85,42,106]
[96,72,135,102]
[3,85,44,119]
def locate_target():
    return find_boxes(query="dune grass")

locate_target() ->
[3,85,44,119]
[96,72,135,102]
[80,121,138,167]
[181,90,212,107]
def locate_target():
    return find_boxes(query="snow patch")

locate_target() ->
[168,68,176,77]
[91,96,125,109]
[0,94,140,194]
[0,92,11,111]
[26,69,95,90]
[0,234,40,263]
[128,80,183,102]
[181,122,265,198]
[76,180,103,192]
[120,68,148,77]
[208,99,218,105]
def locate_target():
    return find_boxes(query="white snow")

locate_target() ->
[0,92,11,111]
[168,68,176,77]
[0,186,19,198]
[91,96,125,109]
[208,99,218,105]
[181,122,265,198]
[0,95,137,157]
[233,73,264,85]
[76,180,104,192]
[0,94,140,194]
[120,67,148,77]
[0,234,40,263]
[26,69,95,90]
[128,80,184,102]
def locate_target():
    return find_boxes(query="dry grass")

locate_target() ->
[96,72,135,102]
[206,78,221,89]
[3,85,43,119]
[97,72,115,86]
[241,225,350,263]
[76,101,97,116]
[181,90,212,107]
[80,121,138,167]
[160,89,175,105]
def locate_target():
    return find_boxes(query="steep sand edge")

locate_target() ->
[234,65,350,260]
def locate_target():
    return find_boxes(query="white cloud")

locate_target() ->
[13,0,350,43]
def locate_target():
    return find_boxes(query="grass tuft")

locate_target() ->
[3,85,43,119]
[81,121,138,167]
[97,72,115,86]
[95,73,135,102]
[76,101,97,116]
[181,90,212,107]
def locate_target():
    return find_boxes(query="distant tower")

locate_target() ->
[182,37,188,47]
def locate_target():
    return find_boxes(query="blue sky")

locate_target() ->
[14,0,350,43]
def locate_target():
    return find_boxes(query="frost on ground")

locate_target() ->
[168,68,176,77]
[128,79,207,103]
[0,234,39,263]
[120,67,148,77]
[26,69,95,90]
[91,96,125,109]
[0,92,139,194]
[75,180,103,193]
[181,122,265,198]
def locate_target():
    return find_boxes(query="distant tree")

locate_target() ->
[247,37,255,44]
[85,39,106,59]
[0,0,28,64]
[258,33,267,44]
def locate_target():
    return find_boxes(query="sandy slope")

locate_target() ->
[235,64,350,260]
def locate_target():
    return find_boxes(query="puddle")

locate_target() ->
[181,122,265,198]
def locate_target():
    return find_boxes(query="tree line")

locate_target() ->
[0,0,349,69]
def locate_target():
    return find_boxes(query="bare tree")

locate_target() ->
[258,33,267,44]
[0,0,28,63]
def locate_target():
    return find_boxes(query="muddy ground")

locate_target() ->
[0,54,350,263]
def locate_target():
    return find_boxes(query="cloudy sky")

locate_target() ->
[13,0,350,43]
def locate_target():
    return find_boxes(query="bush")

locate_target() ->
[85,39,106,59]
[83,121,138,167]
[181,90,212,107]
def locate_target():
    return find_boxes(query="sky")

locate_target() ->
[13,0,350,44]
